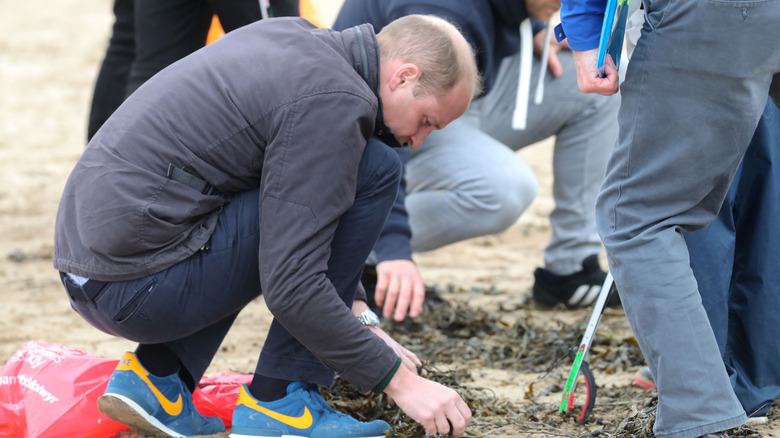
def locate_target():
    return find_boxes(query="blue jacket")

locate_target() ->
[333,0,541,263]
[559,0,606,50]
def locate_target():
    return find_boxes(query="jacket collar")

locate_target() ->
[346,24,402,148]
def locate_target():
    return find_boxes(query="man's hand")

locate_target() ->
[352,299,423,376]
[572,49,619,95]
[384,366,472,436]
[367,325,425,377]
[533,28,568,78]
[375,259,425,321]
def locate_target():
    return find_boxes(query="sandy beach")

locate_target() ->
[0,1,775,436]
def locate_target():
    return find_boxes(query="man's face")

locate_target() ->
[380,64,471,149]
[526,0,561,22]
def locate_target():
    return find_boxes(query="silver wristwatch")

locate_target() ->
[357,309,380,327]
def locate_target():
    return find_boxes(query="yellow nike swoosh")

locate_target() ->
[117,353,183,416]
[237,386,314,430]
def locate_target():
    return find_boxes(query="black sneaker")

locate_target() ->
[532,255,621,308]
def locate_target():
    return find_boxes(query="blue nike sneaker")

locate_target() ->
[230,382,390,438]
[97,352,225,437]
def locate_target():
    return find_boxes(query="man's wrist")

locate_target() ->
[351,299,369,317]
[371,356,402,394]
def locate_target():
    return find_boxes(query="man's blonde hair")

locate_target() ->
[376,15,482,99]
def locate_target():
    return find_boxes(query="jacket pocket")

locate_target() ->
[643,0,672,30]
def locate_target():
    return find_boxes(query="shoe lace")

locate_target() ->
[300,384,351,420]
[179,383,207,421]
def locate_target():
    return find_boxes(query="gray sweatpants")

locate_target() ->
[406,50,621,275]
[597,0,780,436]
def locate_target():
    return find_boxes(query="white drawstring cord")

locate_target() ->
[513,17,553,130]
[512,18,533,130]
[535,16,555,105]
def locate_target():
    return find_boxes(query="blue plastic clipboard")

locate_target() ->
[596,0,629,77]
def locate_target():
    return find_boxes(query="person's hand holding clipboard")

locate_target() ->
[597,0,630,77]
[566,0,627,95]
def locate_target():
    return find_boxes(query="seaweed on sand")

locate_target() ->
[318,285,767,437]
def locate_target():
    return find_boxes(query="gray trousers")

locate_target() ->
[596,0,780,436]
[406,50,620,275]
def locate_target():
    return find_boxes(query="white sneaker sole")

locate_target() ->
[230,435,386,438]
[229,433,385,438]
[747,416,769,426]
[98,393,184,437]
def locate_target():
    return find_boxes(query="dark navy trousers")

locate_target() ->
[63,140,401,386]
[685,98,780,417]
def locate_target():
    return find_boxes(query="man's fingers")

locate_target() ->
[375,260,425,320]
[382,274,401,319]
[447,413,466,437]
[425,400,471,436]
[433,413,451,436]
[399,350,419,374]
[454,399,473,433]
[579,73,618,95]
[593,54,619,95]
[374,272,388,307]
[443,399,471,436]
[393,278,413,321]
[408,281,425,318]
[548,50,564,78]
[401,347,422,368]
[603,55,620,86]
[572,48,619,96]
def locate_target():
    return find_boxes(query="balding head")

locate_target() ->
[376,14,482,100]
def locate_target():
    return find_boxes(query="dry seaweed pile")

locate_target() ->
[319,285,646,436]
[319,286,768,437]
[383,285,643,375]
[320,367,515,437]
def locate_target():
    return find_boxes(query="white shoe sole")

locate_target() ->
[230,435,386,438]
[98,393,183,437]
[747,416,769,426]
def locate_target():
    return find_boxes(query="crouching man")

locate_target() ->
[54,14,480,438]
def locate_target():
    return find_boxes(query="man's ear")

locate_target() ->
[389,63,420,91]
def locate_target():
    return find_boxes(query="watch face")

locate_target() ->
[359,309,380,326]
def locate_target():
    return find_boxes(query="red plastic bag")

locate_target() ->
[192,372,252,428]
[0,341,127,438]
[0,341,253,437]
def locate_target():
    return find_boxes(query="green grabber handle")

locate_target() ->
[559,271,615,413]
[559,344,586,413]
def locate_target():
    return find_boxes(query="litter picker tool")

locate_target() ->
[558,271,616,423]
